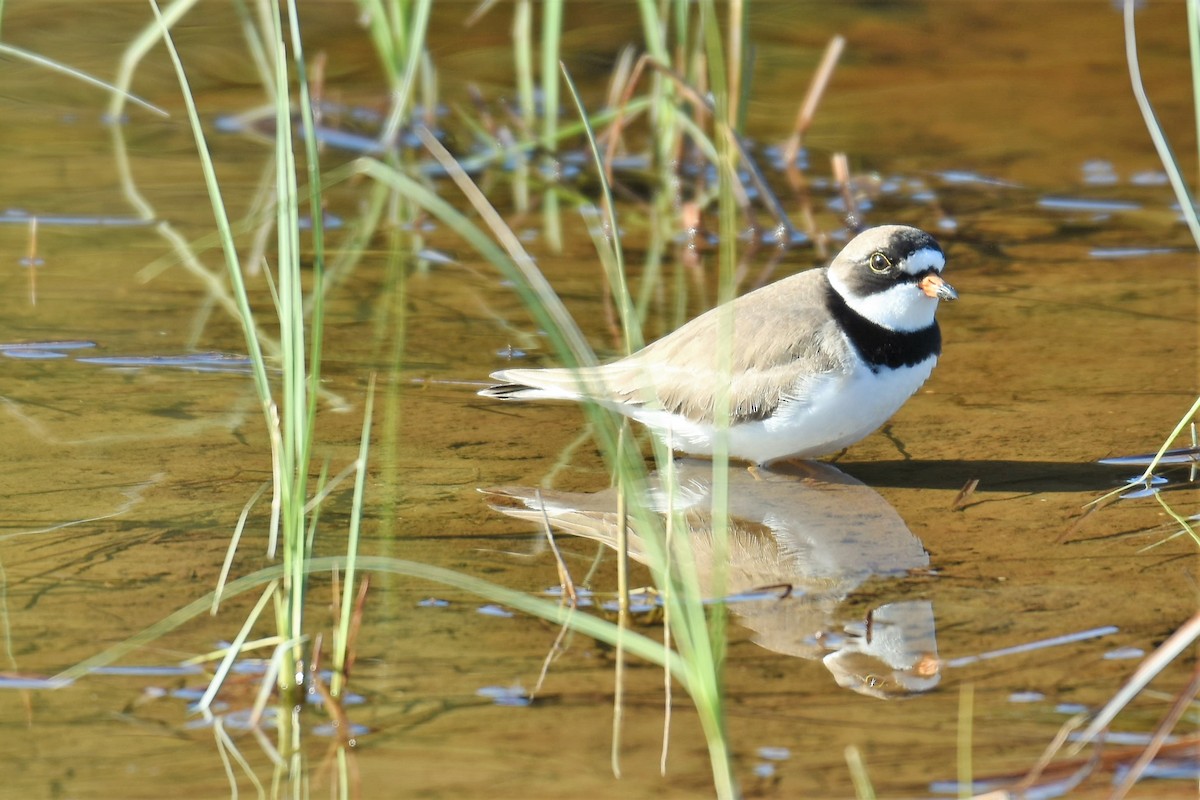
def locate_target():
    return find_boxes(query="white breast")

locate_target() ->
[629,357,937,464]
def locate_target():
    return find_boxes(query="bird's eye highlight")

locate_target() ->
[868,252,893,273]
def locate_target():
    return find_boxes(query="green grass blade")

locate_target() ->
[332,375,376,696]
[147,0,274,415]
[0,41,166,118]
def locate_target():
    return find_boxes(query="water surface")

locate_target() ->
[0,2,1196,797]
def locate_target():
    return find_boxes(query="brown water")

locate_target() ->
[0,2,1197,798]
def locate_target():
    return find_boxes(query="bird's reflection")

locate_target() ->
[483,459,940,699]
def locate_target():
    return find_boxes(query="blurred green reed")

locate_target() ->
[76,0,765,795]
[348,2,747,794]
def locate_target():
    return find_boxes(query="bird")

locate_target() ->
[480,225,957,466]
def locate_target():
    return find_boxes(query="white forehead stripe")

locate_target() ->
[900,247,945,276]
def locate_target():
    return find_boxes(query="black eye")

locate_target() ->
[868,252,893,273]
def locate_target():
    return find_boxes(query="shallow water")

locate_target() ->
[0,1,1197,798]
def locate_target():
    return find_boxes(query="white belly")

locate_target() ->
[630,358,937,464]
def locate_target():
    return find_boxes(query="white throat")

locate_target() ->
[829,273,940,332]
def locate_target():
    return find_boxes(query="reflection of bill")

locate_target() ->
[483,459,940,699]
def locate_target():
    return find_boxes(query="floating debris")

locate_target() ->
[1089,247,1179,259]
[1103,646,1146,660]
[1082,160,1119,186]
[1130,170,1168,186]
[0,674,71,689]
[756,746,791,761]
[1008,691,1046,703]
[933,170,1020,188]
[476,684,531,707]
[414,248,457,265]
[945,625,1118,668]
[90,664,205,676]
[0,209,153,227]
[2,348,68,359]
[1037,196,1141,212]
[76,352,255,374]
[1098,447,1200,467]
[0,340,98,360]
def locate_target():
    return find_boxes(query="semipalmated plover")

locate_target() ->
[481,225,956,465]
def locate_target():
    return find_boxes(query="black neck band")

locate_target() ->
[824,282,941,372]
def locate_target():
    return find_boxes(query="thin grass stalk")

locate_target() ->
[512,0,534,212]
[659,450,678,776]
[211,718,240,796]
[331,376,376,698]
[540,0,564,251]
[375,219,410,543]
[379,0,432,149]
[957,682,974,799]
[110,0,200,120]
[699,0,734,629]
[0,42,162,119]
[561,66,642,353]
[419,48,437,128]
[1116,0,1200,489]
[253,642,289,725]
[284,0,328,457]
[146,0,275,472]
[195,581,280,713]
[260,0,310,699]
[610,427,632,779]
[697,3,736,795]
[783,35,845,166]
[354,0,399,86]
[304,462,330,556]
[1191,0,1200,177]
[215,482,272,613]
[844,745,876,800]
[337,745,351,800]
[146,0,279,563]
[725,0,744,131]
[1124,0,1200,245]
[1150,489,1200,546]
[634,0,684,191]
[231,0,274,95]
